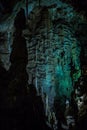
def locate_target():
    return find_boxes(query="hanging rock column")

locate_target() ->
[24,5,81,111]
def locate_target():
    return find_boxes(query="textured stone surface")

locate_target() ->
[0,31,13,70]
[0,0,87,110]
[24,3,82,108]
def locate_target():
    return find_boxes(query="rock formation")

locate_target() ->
[0,0,87,130]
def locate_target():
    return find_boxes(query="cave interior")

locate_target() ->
[0,0,87,130]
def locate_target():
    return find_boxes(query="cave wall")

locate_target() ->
[0,0,87,109]
[0,31,13,70]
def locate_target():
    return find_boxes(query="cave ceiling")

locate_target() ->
[0,0,87,21]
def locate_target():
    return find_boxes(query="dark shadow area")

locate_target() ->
[0,8,52,130]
